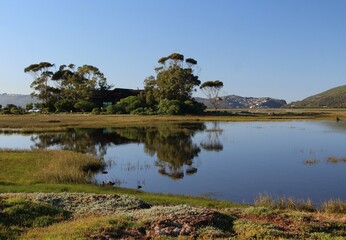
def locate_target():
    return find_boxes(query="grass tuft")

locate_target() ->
[321,199,346,214]
[254,193,315,212]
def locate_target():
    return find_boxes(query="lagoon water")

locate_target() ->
[1,121,346,204]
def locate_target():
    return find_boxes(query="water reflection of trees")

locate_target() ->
[200,122,223,152]
[113,123,206,179]
[29,123,215,180]
[30,128,136,159]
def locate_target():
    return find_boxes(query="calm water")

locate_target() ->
[1,121,346,204]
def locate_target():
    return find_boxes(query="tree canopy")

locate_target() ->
[23,53,214,115]
[142,53,205,115]
[200,80,224,109]
[25,62,111,112]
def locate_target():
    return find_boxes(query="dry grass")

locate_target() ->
[0,109,345,132]
[254,193,346,214]
[321,199,346,214]
[254,193,315,212]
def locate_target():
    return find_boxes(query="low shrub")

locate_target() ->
[0,198,69,239]
[91,108,101,115]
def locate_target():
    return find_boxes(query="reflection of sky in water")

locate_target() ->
[0,134,34,149]
[1,121,346,204]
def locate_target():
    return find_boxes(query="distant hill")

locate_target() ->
[0,93,39,107]
[195,95,287,109]
[288,85,346,108]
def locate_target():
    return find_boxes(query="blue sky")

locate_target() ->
[0,0,345,103]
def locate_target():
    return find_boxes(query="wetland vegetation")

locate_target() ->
[0,148,346,239]
[1,113,346,239]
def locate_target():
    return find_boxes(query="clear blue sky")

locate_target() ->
[1,0,345,103]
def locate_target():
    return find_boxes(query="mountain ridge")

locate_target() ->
[288,85,346,108]
[195,95,287,109]
[0,93,39,107]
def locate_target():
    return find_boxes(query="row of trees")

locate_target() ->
[24,62,111,112]
[25,53,224,114]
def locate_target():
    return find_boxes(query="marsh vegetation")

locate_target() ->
[1,115,346,239]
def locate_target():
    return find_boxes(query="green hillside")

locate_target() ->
[290,85,346,108]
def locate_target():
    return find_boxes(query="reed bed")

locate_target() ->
[0,149,104,184]
[35,150,104,184]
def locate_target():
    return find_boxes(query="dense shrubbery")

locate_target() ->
[0,104,25,115]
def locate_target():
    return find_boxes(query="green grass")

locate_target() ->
[0,198,69,239]
[21,215,136,240]
[291,85,346,108]
[0,149,104,184]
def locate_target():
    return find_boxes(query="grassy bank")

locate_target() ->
[0,108,345,132]
[0,149,346,239]
[0,149,240,209]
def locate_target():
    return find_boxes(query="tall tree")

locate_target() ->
[141,53,206,115]
[24,62,55,110]
[200,80,224,109]
[145,53,201,103]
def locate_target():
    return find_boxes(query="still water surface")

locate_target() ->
[1,121,346,204]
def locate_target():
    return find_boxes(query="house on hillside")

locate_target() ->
[93,88,143,108]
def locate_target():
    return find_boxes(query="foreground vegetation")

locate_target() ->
[0,149,345,239]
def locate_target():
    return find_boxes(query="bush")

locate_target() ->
[91,108,101,115]
[106,104,118,114]
[10,107,22,115]
[182,99,207,115]
[157,99,182,115]
[130,107,156,115]
[74,100,96,112]
[114,96,143,114]
[1,108,11,114]
[54,99,74,112]
[2,198,69,228]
